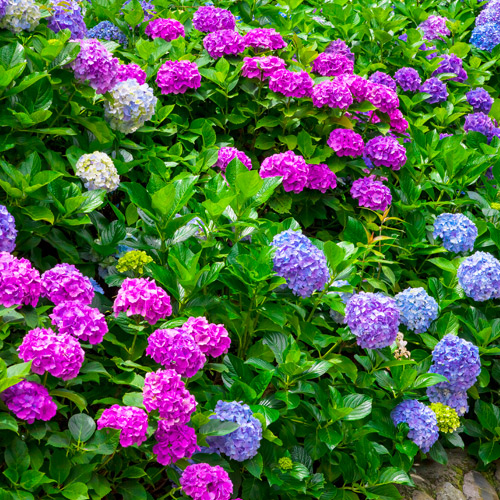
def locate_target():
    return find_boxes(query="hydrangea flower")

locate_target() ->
[156,60,201,95]
[306,163,337,193]
[430,403,460,433]
[50,302,108,344]
[336,74,370,102]
[0,205,17,253]
[366,83,399,113]
[440,133,453,140]
[180,463,233,500]
[244,28,286,50]
[87,21,127,46]
[143,369,197,424]
[327,129,364,157]
[394,67,421,92]
[427,385,469,416]
[203,30,245,58]
[278,457,294,470]
[193,5,235,32]
[89,278,104,294]
[325,39,354,61]
[470,23,500,51]
[1,381,57,424]
[47,0,86,39]
[97,405,148,447]
[433,213,477,253]
[328,279,354,323]
[75,152,120,192]
[207,401,262,461]
[345,292,400,349]
[365,136,407,170]
[391,400,439,453]
[419,77,448,104]
[259,151,309,193]
[432,54,467,82]
[0,0,41,33]
[145,18,185,41]
[350,175,392,212]
[312,52,354,77]
[116,250,153,274]
[70,39,119,94]
[369,71,397,91]
[418,15,450,40]
[476,1,500,25]
[154,422,200,465]
[180,317,231,358]
[395,287,439,334]
[388,109,409,133]
[113,277,172,325]
[216,147,252,172]
[0,252,41,307]
[269,69,314,98]
[271,230,330,298]
[464,112,495,140]
[18,327,85,380]
[241,56,286,80]
[466,88,493,114]
[457,252,500,301]
[41,263,94,305]
[116,63,146,85]
[122,0,155,23]
[311,81,353,110]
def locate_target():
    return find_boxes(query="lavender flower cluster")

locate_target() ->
[193,5,235,32]
[433,213,478,253]
[47,0,86,39]
[0,205,17,252]
[457,251,500,301]
[471,0,500,51]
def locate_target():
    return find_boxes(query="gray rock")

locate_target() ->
[413,492,435,500]
[436,482,466,500]
[463,471,499,500]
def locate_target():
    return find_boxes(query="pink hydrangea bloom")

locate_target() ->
[113,277,172,325]
[41,263,94,305]
[365,136,407,170]
[153,421,200,465]
[241,56,286,80]
[388,109,409,133]
[351,175,392,211]
[50,302,108,344]
[216,147,252,172]
[0,252,41,308]
[243,28,286,50]
[193,5,235,33]
[145,18,184,41]
[327,129,364,157]
[18,327,84,381]
[180,463,233,500]
[336,74,370,102]
[116,63,146,85]
[306,164,337,193]
[366,83,399,113]
[269,69,314,98]
[312,52,354,77]
[97,405,148,447]
[156,60,201,95]
[260,151,309,193]
[180,316,231,358]
[311,80,353,109]
[203,30,245,58]
[1,381,57,424]
[419,15,450,41]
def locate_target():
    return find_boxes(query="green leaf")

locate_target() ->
[117,481,147,500]
[245,453,263,478]
[199,420,239,436]
[50,389,87,411]
[342,394,372,421]
[74,117,114,143]
[122,0,144,27]
[21,206,54,224]
[49,449,71,484]
[323,241,346,272]
[343,217,368,245]
[68,414,96,442]
[62,482,89,500]
[378,467,413,485]
[428,441,448,464]
[0,413,18,433]
[412,373,448,389]
[479,441,500,465]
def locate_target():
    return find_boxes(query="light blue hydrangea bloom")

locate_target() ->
[433,213,477,253]
[88,21,127,46]
[470,22,500,51]
[395,287,438,333]
[89,278,104,294]
[0,0,41,33]
[457,251,500,301]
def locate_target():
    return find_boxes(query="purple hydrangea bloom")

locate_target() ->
[419,77,448,104]
[259,151,309,193]
[476,0,500,25]
[464,112,495,139]
[1,381,57,424]
[193,5,235,32]
[466,88,494,114]
[365,136,407,170]
[433,213,478,253]
[391,400,439,453]
[87,21,127,46]
[116,63,146,85]
[47,0,86,39]
[312,52,354,77]
[306,163,337,193]
[269,69,314,98]
[243,28,286,50]
[457,251,500,301]
[369,71,397,91]
[271,230,330,298]
[0,252,40,308]
[241,56,286,80]
[41,263,94,305]
[207,401,262,461]
[366,83,400,113]
[113,277,172,325]
[427,385,469,416]
[336,74,370,102]
[311,81,353,110]
[389,109,409,133]
[216,147,252,171]
[0,0,8,18]
[156,60,201,95]
[418,15,451,40]
[122,0,155,23]
[394,67,421,92]
[70,39,119,94]
[0,205,17,252]
[203,29,245,58]
[325,39,354,61]
[50,302,108,344]
[395,287,439,333]
[470,22,500,51]
[327,129,364,157]
[143,369,197,424]
[97,405,148,447]
[344,292,400,349]
[18,327,84,380]
[440,133,453,139]
[145,18,185,41]
[154,422,200,465]
[432,54,467,82]
[350,175,392,211]
[180,317,231,358]
[180,464,233,500]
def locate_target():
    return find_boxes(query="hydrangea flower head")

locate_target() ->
[366,83,399,113]
[116,63,146,85]
[312,52,354,77]
[89,278,104,294]
[395,287,438,334]
[259,151,309,193]
[269,69,314,98]
[369,71,397,91]
[464,112,495,140]
[116,250,153,274]
[365,136,407,170]
[466,88,493,114]
[470,23,500,51]
[180,463,233,500]
[336,74,370,102]
[306,163,337,192]
[427,385,469,416]
[433,213,477,253]
[216,147,252,172]
[394,67,421,92]
[325,39,354,61]
[180,316,231,358]
[193,5,235,32]
[0,252,41,307]
[430,403,460,433]
[476,2,500,26]
[75,152,120,192]
[0,205,17,253]
[244,28,286,50]
[145,18,185,41]
[156,60,201,95]
[87,21,127,46]
[458,252,500,301]
[389,109,409,133]
[154,422,199,465]
[418,15,450,40]
[47,0,86,39]
[278,457,294,470]
[203,29,245,58]
[41,263,94,305]
[241,56,286,80]
[350,175,392,211]
[327,129,364,157]
[311,81,353,110]
[419,77,448,104]
[0,0,41,33]
[432,54,467,82]
[97,405,148,447]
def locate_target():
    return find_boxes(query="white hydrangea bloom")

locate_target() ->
[0,0,42,33]
[75,152,120,192]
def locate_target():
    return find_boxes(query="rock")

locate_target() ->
[413,492,435,500]
[463,471,499,500]
[495,461,500,485]
[436,482,466,500]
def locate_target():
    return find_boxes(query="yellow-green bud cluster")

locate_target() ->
[430,402,460,433]
[116,250,153,274]
[278,457,293,470]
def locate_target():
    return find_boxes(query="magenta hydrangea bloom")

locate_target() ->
[116,63,146,85]
[193,5,235,33]
[0,252,41,308]
[1,381,57,424]
[113,277,172,325]
[180,317,231,358]
[260,151,309,193]
[18,327,84,381]
[243,28,286,50]
[312,52,354,77]
[203,29,245,58]
[41,263,94,305]
[419,15,450,41]
[327,129,364,157]
[351,175,392,211]
[145,18,184,41]
[50,302,108,344]
[241,56,286,80]
[369,71,397,91]
[336,74,370,102]
[156,60,201,95]
[269,69,314,98]
[216,147,252,172]
[365,136,407,170]
[306,164,337,193]
[180,464,233,500]
[143,369,197,424]
[311,81,353,110]
[366,83,400,113]
[388,109,409,133]
[153,421,200,465]
[70,39,119,94]
[97,405,148,447]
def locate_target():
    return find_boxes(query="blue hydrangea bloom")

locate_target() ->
[395,288,439,334]
[0,205,17,253]
[87,21,128,47]
[206,401,262,462]
[470,23,500,52]
[47,0,87,39]
[466,88,494,114]
[427,385,469,417]
[89,278,104,294]
[328,279,354,323]
[433,213,477,253]
[392,400,439,453]
[457,251,500,301]
[271,230,330,298]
